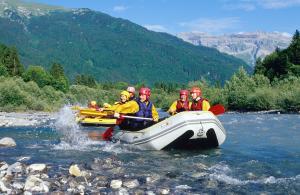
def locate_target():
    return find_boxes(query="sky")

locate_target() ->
[29,0,299,35]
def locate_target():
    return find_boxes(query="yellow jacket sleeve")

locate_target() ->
[202,100,211,111]
[168,101,178,115]
[151,104,159,121]
[114,100,139,114]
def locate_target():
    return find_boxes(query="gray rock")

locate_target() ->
[117,187,129,195]
[12,182,24,190]
[146,191,156,195]
[110,179,122,189]
[0,162,9,171]
[26,163,47,173]
[0,137,16,147]
[123,179,139,188]
[157,188,170,194]
[24,175,50,193]
[0,180,11,193]
[6,162,23,176]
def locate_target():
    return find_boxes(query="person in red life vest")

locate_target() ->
[168,89,191,115]
[190,87,210,111]
[88,101,100,110]
[127,86,136,101]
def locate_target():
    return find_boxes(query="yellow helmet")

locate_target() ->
[90,101,97,106]
[120,91,130,100]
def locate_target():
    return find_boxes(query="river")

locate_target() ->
[1,107,300,194]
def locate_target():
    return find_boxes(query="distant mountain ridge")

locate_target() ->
[0,0,249,84]
[178,32,292,66]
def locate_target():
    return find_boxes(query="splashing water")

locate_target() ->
[52,106,94,149]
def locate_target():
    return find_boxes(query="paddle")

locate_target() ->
[209,104,225,115]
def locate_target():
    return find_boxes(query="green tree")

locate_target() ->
[49,63,69,92]
[0,44,24,76]
[23,66,52,88]
[74,74,97,88]
[288,30,300,65]
[0,63,9,77]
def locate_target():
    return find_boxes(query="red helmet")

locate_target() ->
[179,90,189,96]
[139,87,151,99]
[190,87,202,96]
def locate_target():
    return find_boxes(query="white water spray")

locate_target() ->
[53,105,95,150]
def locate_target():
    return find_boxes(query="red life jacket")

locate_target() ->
[191,98,207,111]
[176,100,190,113]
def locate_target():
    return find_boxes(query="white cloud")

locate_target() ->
[259,0,300,9]
[223,3,256,11]
[222,0,300,10]
[113,5,128,12]
[144,24,168,32]
[179,17,240,33]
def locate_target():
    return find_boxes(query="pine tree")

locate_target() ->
[289,30,300,65]
[0,44,24,76]
[49,63,69,92]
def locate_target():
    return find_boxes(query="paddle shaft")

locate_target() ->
[121,115,153,121]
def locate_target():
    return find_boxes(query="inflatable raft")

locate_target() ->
[113,111,226,150]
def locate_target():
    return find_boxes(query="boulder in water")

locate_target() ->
[110,179,122,189]
[0,137,16,147]
[26,164,47,174]
[69,164,82,177]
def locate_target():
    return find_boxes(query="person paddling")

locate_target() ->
[190,87,210,111]
[168,90,191,115]
[128,87,159,130]
[102,91,139,117]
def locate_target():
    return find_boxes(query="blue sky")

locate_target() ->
[29,0,299,35]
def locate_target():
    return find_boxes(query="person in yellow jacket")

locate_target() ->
[168,89,191,115]
[103,91,139,117]
[190,87,210,111]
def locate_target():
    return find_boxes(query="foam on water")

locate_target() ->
[208,162,300,186]
[52,106,100,150]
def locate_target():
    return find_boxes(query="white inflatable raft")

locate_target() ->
[113,111,226,150]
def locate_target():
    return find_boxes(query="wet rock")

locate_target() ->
[205,180,218,189]
[24,175,50,193]
[77,184,85,194]
[0,137,16,147]
[117,187,129,195]
[194,163,208,170]
[123,179,139,189]
[146,191,156,195]
[50,191,65,195]
[0,162,9,171]
[157,188,170,194]
[110,179,122,189]
[6,162,23,176]
[191,172,208,178]
[69,164,82,177]
[0,180,11,193]
[24,191,33,195]
[12,182,24,190]
[26,163,47,174]
[146,174,161,184]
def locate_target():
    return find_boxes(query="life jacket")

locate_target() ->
[191,98,207,111]
[136,99,153,120]
[176,100,190,113]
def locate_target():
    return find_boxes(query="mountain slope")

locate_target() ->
[178,32,291,66]
[0,0,250,84]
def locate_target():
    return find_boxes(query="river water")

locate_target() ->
[1,107,300,194]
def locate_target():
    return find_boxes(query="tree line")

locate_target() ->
[0,30,299,112]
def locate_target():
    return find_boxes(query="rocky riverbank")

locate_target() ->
[0,112,55,127]
[0,157,178,194]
